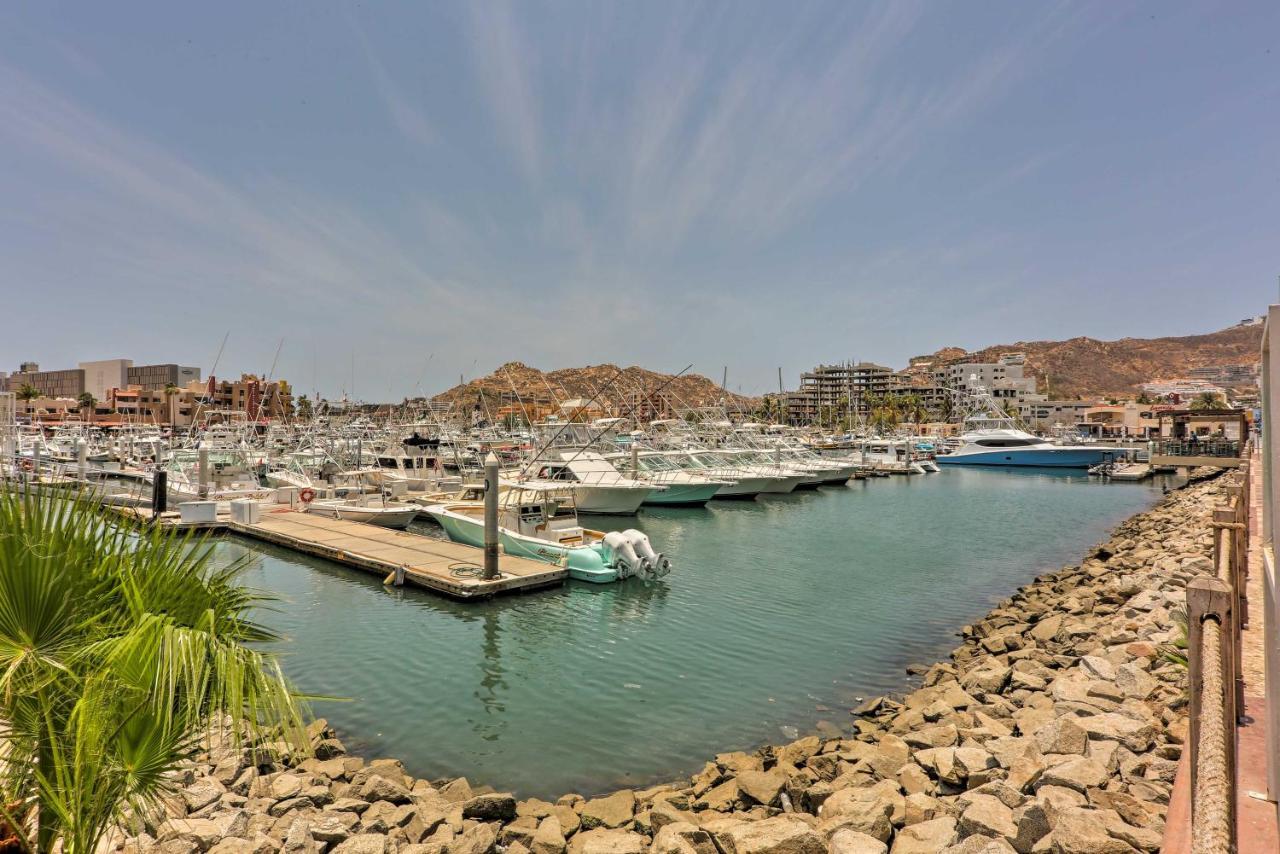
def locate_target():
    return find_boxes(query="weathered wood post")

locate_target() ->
[152,470,168,518]
[483,451,500,580]
[631,442,639,477]
[1186,574,1236,841]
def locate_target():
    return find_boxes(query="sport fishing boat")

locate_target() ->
[604,448,728,506]
[525,451,655,514]
[424,484,672,583]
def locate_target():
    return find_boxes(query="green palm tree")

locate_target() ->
[76,393,97,423]
[0,491,307,854]
[1189,391,1223,411]
[16,383,40,415]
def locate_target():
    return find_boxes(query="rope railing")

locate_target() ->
[1187,451,1250,852]
[1191,615,1232,853]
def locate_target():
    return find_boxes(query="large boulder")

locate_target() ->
[889,817,957,854]
[1038,757,1109,793]
[956,795,1016,844]
[531,815,568,854]
[463,793,517,822]
[566,828,648,854]
[719,816,824,854]
[359,775,411,805]
[828,829,888,854]
[581,790,636,829]
[736,770,788,807]
[651,822,718,854]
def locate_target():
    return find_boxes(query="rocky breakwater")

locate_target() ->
[117,474,1227,854]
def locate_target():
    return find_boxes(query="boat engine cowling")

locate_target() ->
[624,529,671,579]
[602,531,644,578]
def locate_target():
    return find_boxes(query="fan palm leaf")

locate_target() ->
[0,489,307,854]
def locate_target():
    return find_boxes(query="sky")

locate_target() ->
[1,2,1277,400]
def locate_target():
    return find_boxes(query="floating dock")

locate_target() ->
[231,510,567,598]
[102,504,567,599]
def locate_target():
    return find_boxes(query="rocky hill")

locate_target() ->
[431,362,755,415]
[907,321,1263,399]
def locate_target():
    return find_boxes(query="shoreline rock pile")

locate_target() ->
[116,474,1228,854]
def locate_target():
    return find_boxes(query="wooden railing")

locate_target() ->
[1157,439,1245,460]
[1186,455,1251,852]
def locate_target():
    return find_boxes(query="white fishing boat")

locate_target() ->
[424,484,671,583]
[605,448,728,506]
[305,496,419,528]
[526,451,655,514]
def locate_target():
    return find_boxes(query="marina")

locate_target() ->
[225,465,1166,797]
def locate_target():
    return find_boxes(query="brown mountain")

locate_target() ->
[910,321,1263,399]
[431,362,755,415]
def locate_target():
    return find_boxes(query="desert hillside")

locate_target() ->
[432,362,754,414]
[909,321,1263,399]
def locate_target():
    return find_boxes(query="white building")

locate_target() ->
[940,359,1038,399]
[78,358,133,401]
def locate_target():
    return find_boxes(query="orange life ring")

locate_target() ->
[299,488,316,504]
[20,460,33,472]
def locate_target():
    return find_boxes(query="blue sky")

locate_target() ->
[1,1,1277,399]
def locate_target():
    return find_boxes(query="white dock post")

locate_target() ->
[483,451,500,580]
[76,438,88,482]
[198,446,210,499]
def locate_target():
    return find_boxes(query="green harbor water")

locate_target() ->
[222,467,1170,798]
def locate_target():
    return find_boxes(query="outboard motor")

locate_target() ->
[602,531,644,578]
[624,529,671,578]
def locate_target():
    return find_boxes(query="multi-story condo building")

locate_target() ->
[785,362,895,424]
[128,363,203,390]
[4,363,86,399]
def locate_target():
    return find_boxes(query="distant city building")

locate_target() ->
[938,360,1037,398]
[1187,364,1257,386]
[1019,399,1095,430]
[128,363,202,390]
[79,359,132,400]
[786,361,895,424]
[4,364,86,399]
[1141,379,1226,399]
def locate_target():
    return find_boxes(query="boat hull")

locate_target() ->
[426,507,619,583]
[305,504,418,528]
[573,484,652,515]
[641,482,722,506]
[937,448,1112,468]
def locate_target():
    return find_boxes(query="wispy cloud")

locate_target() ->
[465,2,543,183]
[353,21,436,149]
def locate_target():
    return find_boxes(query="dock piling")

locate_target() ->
[152,470,168,518]
[76,438,88,482]
[483,451,500,580]
[198,447,210,499]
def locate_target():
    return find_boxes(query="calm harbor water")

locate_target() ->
[222,467,1169,798]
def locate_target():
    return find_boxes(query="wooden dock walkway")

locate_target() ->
[228,510,567,599]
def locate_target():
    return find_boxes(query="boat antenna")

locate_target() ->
[545,365,695,474]
[518,365,630,476]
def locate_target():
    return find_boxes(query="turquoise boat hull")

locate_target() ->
[428,508,619,583]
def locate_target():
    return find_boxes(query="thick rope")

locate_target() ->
[1191,617,1232,854]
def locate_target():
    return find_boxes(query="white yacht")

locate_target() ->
[938,425,1114,468]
